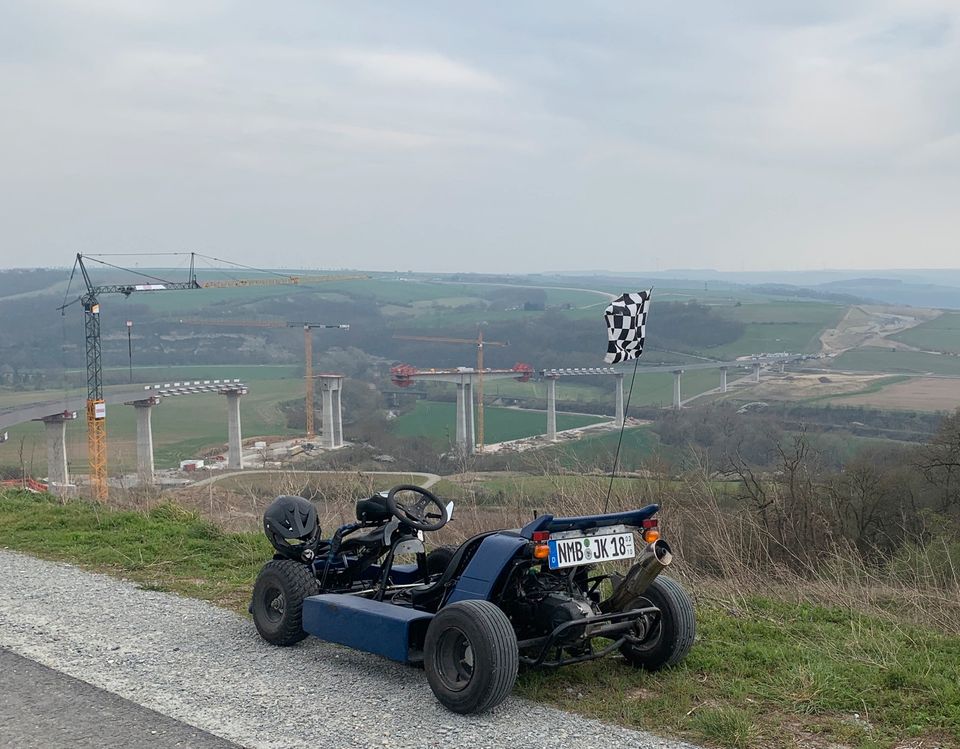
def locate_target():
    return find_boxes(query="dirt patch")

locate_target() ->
[739,373,890,401]
[836,377,960,412]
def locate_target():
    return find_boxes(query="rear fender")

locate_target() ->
[445,534,527,605]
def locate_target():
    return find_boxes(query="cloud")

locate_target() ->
[327,48,505,92]
[0,1,959,272]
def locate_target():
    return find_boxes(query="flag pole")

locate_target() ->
[603,355,640,513]
[601,287,652,514]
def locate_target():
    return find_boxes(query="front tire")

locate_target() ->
[424,600,518,714]
[620,575,695,670]
[251,559,320,646]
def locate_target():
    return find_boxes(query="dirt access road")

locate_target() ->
[819,305,941,356]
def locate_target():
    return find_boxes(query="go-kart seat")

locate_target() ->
[356,494,392,523]
[409,531,497,610]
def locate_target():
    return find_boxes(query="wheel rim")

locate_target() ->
[630,595,663,652]
[263,586,285,623]
[433,627,475,692]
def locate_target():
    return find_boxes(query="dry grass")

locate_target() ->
[101,465,960,637]
[428,466,960,636]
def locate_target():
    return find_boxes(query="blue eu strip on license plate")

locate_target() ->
[547,532,635,570]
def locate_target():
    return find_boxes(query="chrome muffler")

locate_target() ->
[604,539,673,612]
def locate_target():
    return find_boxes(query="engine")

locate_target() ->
[504,567,598,646]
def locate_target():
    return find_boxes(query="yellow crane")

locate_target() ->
[394,331,508,452]
[61,252,364,500]
[180,319,349,438]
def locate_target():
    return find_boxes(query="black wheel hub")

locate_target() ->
[433,627,475,692]
[264,586,285,623]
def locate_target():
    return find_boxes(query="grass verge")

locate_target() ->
[0,490,957,748]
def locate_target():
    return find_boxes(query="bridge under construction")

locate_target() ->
[0,373,348,494]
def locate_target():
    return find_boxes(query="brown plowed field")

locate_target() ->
[840,377,960,411]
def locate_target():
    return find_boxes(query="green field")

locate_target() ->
[706,302,844,359]
[484,378,612,404]
[890,312,960,354]
[630,368,730,406]
[543,425,665,471]
[829,348,960,376]
[389,401,602,444]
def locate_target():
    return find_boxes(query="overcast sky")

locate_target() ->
[0,1,958,274]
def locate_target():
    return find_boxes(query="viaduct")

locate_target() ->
[400,354,802,452]
[0,374,347,492]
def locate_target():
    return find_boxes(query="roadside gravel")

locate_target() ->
[0,550,701,749]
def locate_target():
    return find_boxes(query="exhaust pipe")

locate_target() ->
[604,539,673,612]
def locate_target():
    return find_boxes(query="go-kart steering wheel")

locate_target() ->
[386,484,448,532]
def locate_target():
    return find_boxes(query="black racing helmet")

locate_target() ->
[263,495,320,559]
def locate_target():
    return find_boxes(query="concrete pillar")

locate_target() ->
[455,383,467,451]
[546,377,558,441]
[133,398,159,486]
[321,388,335,448]
[720,367,728,393]
[318,375,344,449]
[41,413,75,487]
[332,388,343,447]
[463,381,475,454]
[752,363,761,383]
[672,370,683,410]
[226,391,243,469]
[614,373,625,427]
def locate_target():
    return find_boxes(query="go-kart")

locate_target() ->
[250,484,695,714]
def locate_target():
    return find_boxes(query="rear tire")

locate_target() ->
[251,559,320,646]
[424,600,518,714]
[620,575,695,670]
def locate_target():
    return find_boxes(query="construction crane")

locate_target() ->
[179,319,349,438]
[394,331,507,453]
[61,252,363,501]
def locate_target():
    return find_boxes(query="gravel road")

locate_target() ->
[0,550,701,749]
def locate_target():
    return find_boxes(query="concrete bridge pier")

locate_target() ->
[318,375,344,449]
[752,362,761,383]
[455,383,467,450]
[672,370,684,410]
[463,382,475,454]
[454,380,476,454]
[614,373,625,427]
[720,367,728,393]
[226,390,244,469]
[39,411,77,489]
[546,376,558,441]
[127,396,160,486]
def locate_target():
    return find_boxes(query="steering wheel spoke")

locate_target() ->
[385,485,448,532]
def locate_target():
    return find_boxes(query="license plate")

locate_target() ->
[548,531,635,570]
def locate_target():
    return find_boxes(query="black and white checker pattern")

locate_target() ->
[604,290,651,364]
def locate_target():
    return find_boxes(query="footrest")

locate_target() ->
[302,595,433,663]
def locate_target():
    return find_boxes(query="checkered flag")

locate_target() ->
[604,289,651,364]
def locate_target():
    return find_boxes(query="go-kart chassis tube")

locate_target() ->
[516,606,660,668]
